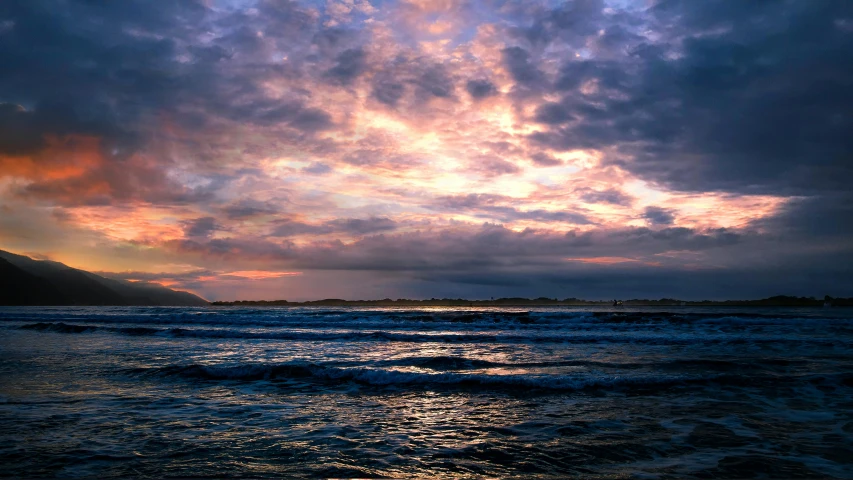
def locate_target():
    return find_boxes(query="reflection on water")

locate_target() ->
[1,306,852,478]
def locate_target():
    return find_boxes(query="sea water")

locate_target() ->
[1,306,851,478]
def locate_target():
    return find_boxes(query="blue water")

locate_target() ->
[1,306,852,478]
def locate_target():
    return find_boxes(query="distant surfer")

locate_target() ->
[612,299,623,306]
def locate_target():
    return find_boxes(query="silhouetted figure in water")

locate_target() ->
[613,299,623,306]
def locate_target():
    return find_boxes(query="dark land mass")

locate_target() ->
[0,257,69,305]
[0,250,208,306]
[213,295,853,307]
[2,249,850,308]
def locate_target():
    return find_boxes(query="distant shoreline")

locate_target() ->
[212,295,852,307]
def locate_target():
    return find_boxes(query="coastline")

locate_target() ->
[211,295,853,308]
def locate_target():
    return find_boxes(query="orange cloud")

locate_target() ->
[565,256,639,264]
[221,270,303,280]
[0,135,103,181]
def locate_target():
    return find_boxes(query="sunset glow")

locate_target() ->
[1,0,851,300]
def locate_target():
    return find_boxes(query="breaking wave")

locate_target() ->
[126,361,713,392]
[16,321,845,347]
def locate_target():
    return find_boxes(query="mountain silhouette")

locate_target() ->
[0,250,208,306]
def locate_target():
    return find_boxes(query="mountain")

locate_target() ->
[0,257,69,305]
[0,250,208,306]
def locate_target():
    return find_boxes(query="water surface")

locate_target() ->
[1,306,851,478]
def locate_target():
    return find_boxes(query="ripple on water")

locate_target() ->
[1,306,852,478]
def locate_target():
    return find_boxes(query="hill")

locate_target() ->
[0,250,208,306]
[0,257,69,305]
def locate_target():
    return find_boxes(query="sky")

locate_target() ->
[0,0,852,301]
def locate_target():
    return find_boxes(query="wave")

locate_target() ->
[126,362,707,392]
[128,361,853,392]
[4,308,851,332]
[17,322,846,347]
[354,356,821,375]
[19,322,159,336]
[378,355,507,370]
[19,322,99,334]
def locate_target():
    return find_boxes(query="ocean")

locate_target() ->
[1,306,851,478]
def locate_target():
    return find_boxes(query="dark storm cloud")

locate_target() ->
[372,80,406,106]
[157,215,853,299]
[466,79,498,99]
[302,162,333,175]
[0,0,354,207]
[19,170,214,207]
[369,57,460,106]
[554,60,626,92]
[270,220,330,237]
[642,206,675,226]
[183,217,220,239]
[529,152,562,167]
[341,149,417,168]
[288,109,334,131]
[0,1,204,136]
[169,236,298,261]
[472,156,521,177]
[0,0,337,145]
[533,103,575,124]
[405,261,853,300]
[433,193,505,209]
[286,223,745,273]
[512,0,604,47]
[3,0,852,299]
[324,48,368,85]
[431,194,593,225]
[753,192,853,238]
[326,217,398,235]
[270,217,398,237]
[0,102,127,156]
[525,0,853,197]
[577,188,633,206]
[220,199,281,219]
[416,65,455,99]
[501,47,544,86]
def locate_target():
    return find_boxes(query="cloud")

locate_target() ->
[529,152,562,167]
[98,268,214,285]
[466,79,498,99]
[220,199,281,219]
[642,206,676,226]
[577,188,633,206]
[0,101,128,156]
[289,108,334,131]
[753,192,853,238]
[525,0,853,197]
[1,0,851,300]
[430,194,594,225]
[270,216,398,237]
[1,131,214,207]
[372,79,407,106]
[502,46,544,86]
[415,64,455,99]
[533,103,575,124]
[325,217,398,234]
[221,270,302,279]
[515,0,605,47]
[182,217,220,239]
[302,161,333,174]
[324,48,368,85]
[280,223,745,274]
[471,156,521,177]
